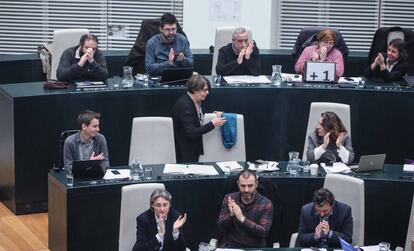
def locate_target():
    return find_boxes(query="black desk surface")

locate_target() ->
[48,162,413,251]
[2,80,414,215]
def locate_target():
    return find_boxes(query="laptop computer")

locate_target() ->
[160,67,193,85]
[350,154,386,172]
[72,159,105,179]
[403,75,414,87]
[339,237,358,251]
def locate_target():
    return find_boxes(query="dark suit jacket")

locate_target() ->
[367,27,414,74]
[132,209,186,251]
[171,93,214,163]
[364,59,409,83]
[297,201,353,248]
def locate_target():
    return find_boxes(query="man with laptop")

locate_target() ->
[63,110,110,172]
[145,13,194,76]
[297,188,353,248]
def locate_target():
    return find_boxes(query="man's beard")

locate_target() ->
[162,33,175,42]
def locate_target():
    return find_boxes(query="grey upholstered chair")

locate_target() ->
[128,117,176,165]
[324,173,365,246]
[118,183,165,251]
[302,102,351,161]
[199,113,246,162]
[211,26,252,75]
[50,28,89,80]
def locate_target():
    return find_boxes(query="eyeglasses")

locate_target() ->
[162,27,177,33]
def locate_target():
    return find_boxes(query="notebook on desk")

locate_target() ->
[160,67,193,85]
[72,159,105,179]
[349,154,386,172]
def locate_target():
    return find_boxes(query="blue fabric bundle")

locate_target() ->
[220,112,237,149]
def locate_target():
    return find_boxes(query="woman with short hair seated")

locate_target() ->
[132,188,187,251]
[307,111,354,164]
[295,28,344,78]
[364,38,409,83]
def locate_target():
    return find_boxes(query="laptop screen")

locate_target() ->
[72,159,105,179]
[160,67,193,85]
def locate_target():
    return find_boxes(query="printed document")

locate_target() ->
[103,169,131,180]
[223,75,271,84]
[216,161,244,173]
[321,162,351,173]
[248,161,279,172]
[163,164,219,176]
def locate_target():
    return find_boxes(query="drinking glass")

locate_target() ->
[144,166,153,180]
[379,242,390,251]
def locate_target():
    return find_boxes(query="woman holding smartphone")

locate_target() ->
[364,38,409,82]
[307,111,354,164]
[171,74,226,163]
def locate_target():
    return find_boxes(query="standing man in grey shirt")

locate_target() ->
[63,110,110,170]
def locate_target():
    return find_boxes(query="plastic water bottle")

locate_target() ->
[130,157,143,180]
[271,65,283,86]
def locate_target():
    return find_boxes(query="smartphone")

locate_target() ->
[111,170,120,175]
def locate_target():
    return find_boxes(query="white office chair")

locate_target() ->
[118,183,165,251]
[50,28,89,80]
[211,26,252,75]
[324,173,365,246]
[199,113,246,162]
[405,195,414,251]
[129,117,176,165]
[302,102,351,161]
[289,232,298,248]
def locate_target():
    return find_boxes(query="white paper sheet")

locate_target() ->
[216,249,244,251]
[216,161,244,173]
[321,162,351,173]
[403,164,414,172]
[248,161,279,172]
[163,164,219,176]
[223,75,271,84]
[103,169,131,180]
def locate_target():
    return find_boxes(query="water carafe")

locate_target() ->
[287,151,300,175]
[271,65,283,86]
[122,66,134,88]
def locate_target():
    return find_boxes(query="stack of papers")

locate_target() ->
[103,169,131,180]
[216,161,244,173]
[321,162,352,174]
[282,73,303,82]
[403,164,414,172]
[76,81,108,90]
[163,164,219,176]
[248,161,279,172]
[223,75,271,84]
